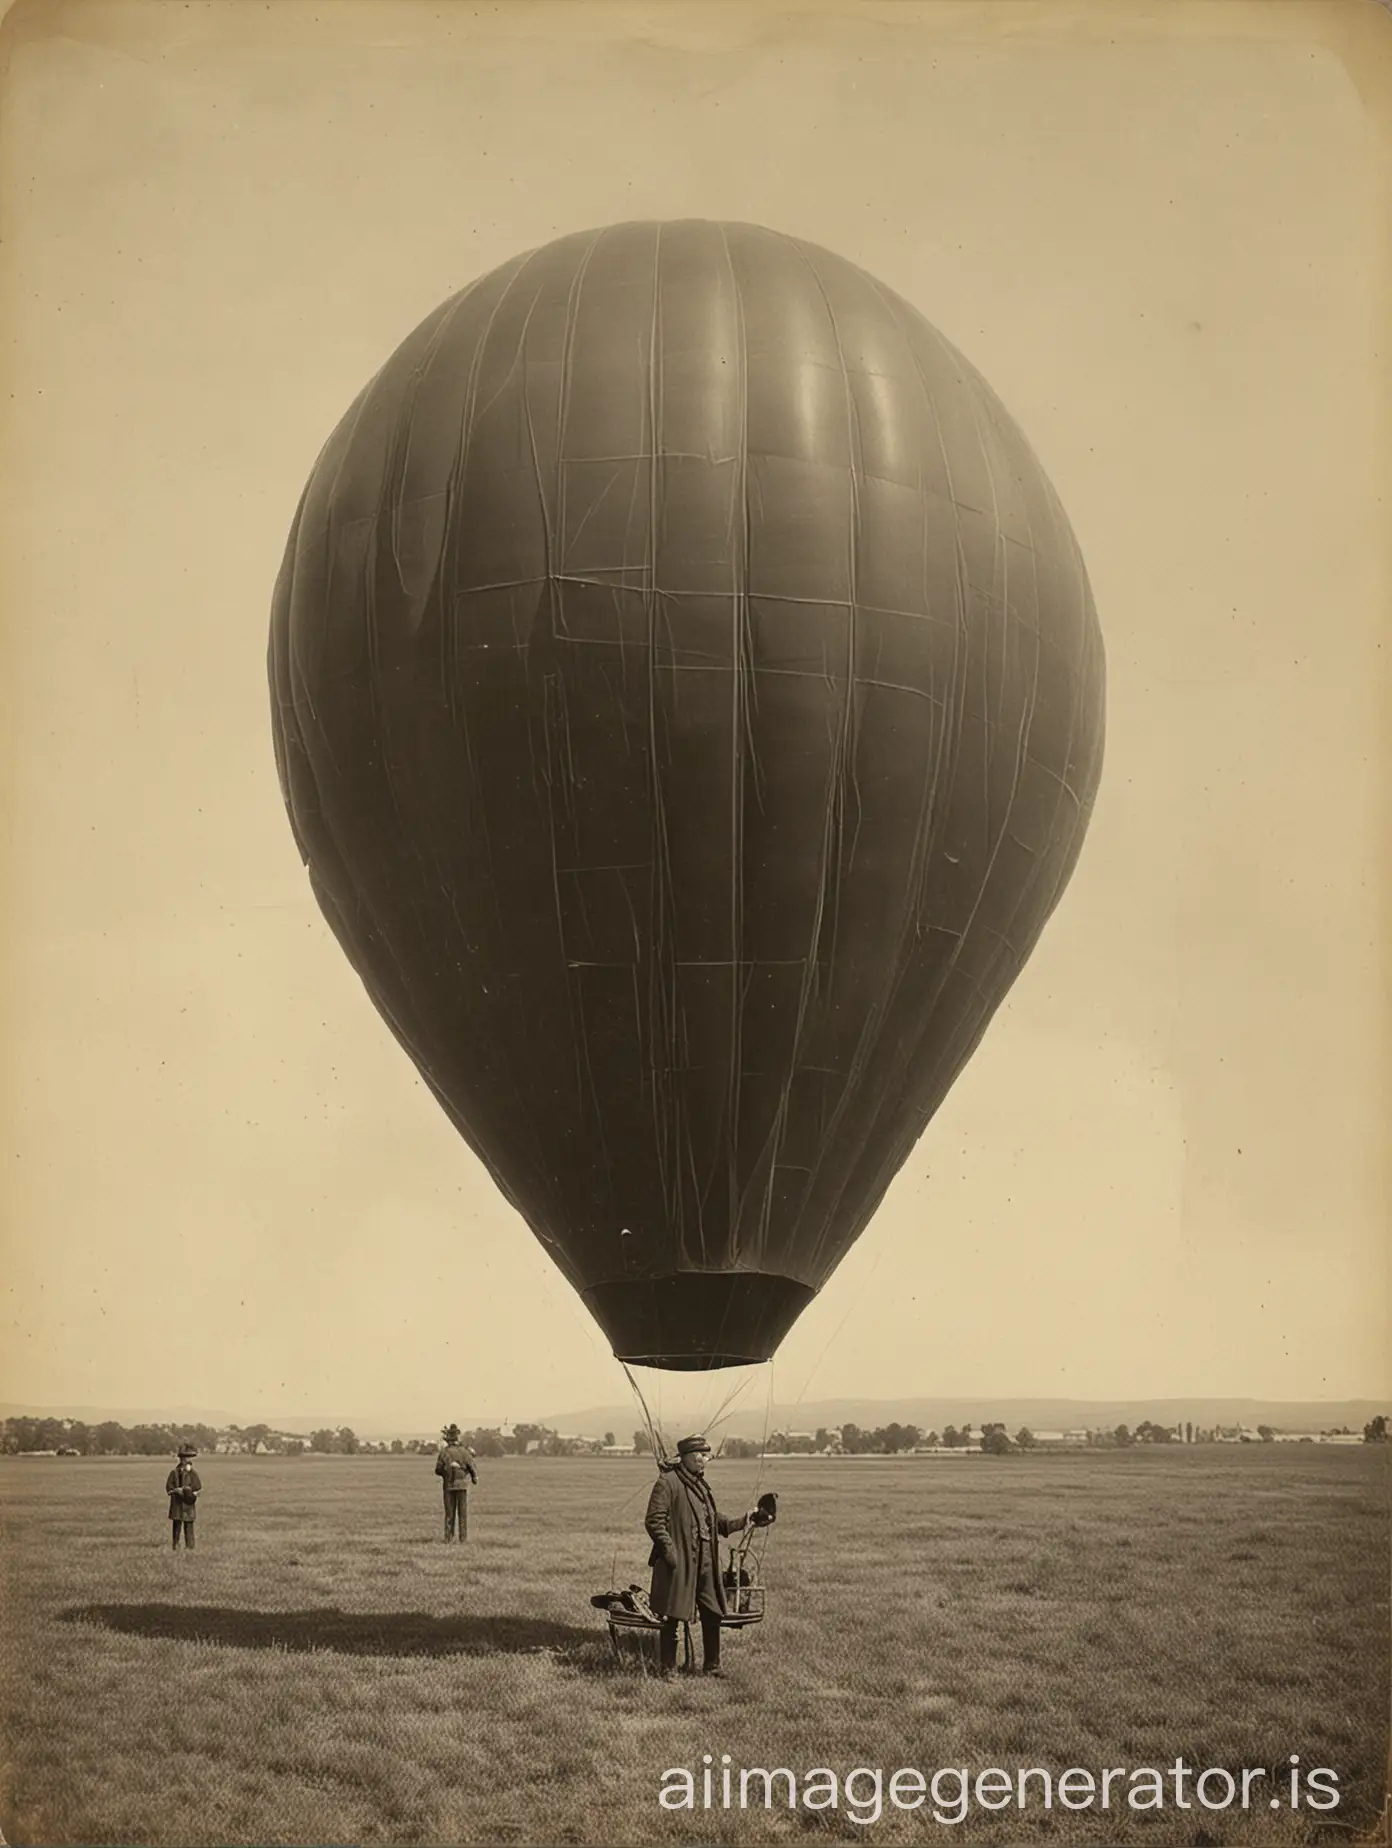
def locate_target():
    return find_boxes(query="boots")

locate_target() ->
[700,1609,723,1675]
[658,1620,679,1674]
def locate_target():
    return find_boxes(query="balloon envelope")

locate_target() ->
[269,220,1105,1370]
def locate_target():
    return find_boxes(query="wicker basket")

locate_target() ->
[604,1584,766,1662]
[719,1583,766,1628]
[606,1605,665,1666]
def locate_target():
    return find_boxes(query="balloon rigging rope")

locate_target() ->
[701,1369,756,1441]
[752,1360,775,1504]
[738,1360,778,1581]
[621,1362,668,1466]
[607,1467,655,1591]
[609,1364,667,1591]
[621,1358,755,1463]
[785,1239,888,1432]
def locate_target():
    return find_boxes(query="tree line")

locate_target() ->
[0,1417,407,1457]
[742,1415,1391,1456]
[6,1412,1387,1459]
[0,1417,623,1458]
[445,1424,621,1457]
[739,1422,1018,1456]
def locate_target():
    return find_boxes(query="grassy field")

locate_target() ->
[0,1446,1387,1845]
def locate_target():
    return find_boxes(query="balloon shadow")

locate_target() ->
[61,1603,599,1660]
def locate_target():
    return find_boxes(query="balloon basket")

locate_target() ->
[604,1605,665,1669]
[594,1580,767,1669]
[718,1582,766,1628]
[603,1595,766,1670]
[718,1499,774,1627]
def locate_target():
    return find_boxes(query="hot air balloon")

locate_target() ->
[268,220,1105,1375]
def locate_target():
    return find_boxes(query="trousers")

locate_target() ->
[443,1488,468,1540]
[171,1519,195,1550]
[659,1545,723,1672]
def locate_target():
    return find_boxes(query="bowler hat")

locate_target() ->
[676,1434,711,1457]
[177,1444,198,1458]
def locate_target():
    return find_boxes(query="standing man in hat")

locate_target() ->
[434,1424,478,1542]
[165,1445,202,1550]
[644,1435,758,1677]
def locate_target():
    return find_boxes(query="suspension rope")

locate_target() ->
[621,1361,668,1465]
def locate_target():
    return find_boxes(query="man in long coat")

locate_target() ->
[644,1434,753,1677]
[165,1444,202,1550]
[434,1425,478,1541]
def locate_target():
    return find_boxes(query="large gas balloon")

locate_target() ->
[269,220,1105,1370]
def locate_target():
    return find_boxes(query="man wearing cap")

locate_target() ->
[644,1435,756,1677]
[165,1445,202,1550]
[434,1424,478,1542]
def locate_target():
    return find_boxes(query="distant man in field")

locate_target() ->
[435,1425,478,1542]
[644,1435,758,1678]
[165,1444,202,1550]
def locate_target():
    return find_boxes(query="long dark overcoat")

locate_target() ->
[644,1463,748,1622]
[165,1465,202,1521]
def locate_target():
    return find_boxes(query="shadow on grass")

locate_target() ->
[60,1603,603,1660]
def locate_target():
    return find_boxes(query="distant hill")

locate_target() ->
[0,1402,252,1430]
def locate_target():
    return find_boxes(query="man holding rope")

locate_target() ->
[643,1434,761,1678]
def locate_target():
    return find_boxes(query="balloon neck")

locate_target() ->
[583,1271,815,1370]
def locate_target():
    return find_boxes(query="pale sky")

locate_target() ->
[2,0,1388,1429]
